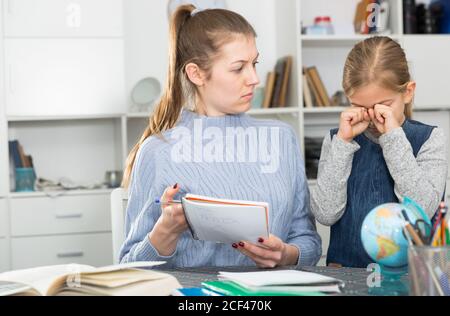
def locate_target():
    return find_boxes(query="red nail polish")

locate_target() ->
[173,183,178,189]
[232,243,238,249]
[258,238,264,243]
[239,242,245,247]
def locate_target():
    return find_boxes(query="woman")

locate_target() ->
[311,36,448,268]
[119,5,321,268]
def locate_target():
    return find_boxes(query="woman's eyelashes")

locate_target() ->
[233,61,259,73]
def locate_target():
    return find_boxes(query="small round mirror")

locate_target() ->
[130,77,161,113]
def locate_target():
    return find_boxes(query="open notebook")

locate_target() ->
[181,194,270,244]
[0,262,181,296]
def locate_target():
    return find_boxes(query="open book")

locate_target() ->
[204,270,344,295]
[0,262,181,296]
[181,194,270,244]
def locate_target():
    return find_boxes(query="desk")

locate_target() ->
[157,266,410,296]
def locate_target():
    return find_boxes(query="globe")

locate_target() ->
[360,197,430,278]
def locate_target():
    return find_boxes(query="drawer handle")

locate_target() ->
[57,252,84,259]
[55,213,83,219]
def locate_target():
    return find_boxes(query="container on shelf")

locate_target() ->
[15,168,36,192]
[304,16,335,35]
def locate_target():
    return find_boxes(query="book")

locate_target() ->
[270,58,286,107]
[354,0,372,34]
[202,280,325,296]
[181,194,270,244]
[171,287,223,296]
[306,67,330,107]
[262,72,276,109]
[0,262,181,296]
[8,140,22,168]
[302,71,313,108]
[305,69,321,107]
[278,56,293,107]
[212,270,343,295]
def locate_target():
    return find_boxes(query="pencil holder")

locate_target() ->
[408,246,450,296]
[15,168,36,192]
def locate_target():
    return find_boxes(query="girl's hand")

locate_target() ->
[337,107,371,142]
[157,184,188,236]
[149,184,188,256]
[233,235,299,268]
[368,104,402,135]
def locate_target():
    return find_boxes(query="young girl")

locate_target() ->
[119,5,321,268]
[311,36,448,268]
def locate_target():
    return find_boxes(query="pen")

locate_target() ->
[154,199,182,205]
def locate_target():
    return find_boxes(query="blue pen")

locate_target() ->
[155,199,182,205]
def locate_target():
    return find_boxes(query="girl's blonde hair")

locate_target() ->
[122,5,256,188]
[342,36,413,118]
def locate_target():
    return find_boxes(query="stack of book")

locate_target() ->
[8,140,34,169]
[201,270,344,296]
[0,262,181,296]
[302,66,331,108]
[262,56,293,109]
[354,0,390,34]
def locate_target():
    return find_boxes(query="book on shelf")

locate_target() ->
[262,71,276,109]
[270,56,293,108]
[201,270,343,296]
[278,56,293,107]
[8,140,33,169]
[181,194,269,244]
[354,0,371,34]
[0,262,181,296]
[304,68,321,107]
[302,69,313,108]
[306,66,331,107]
[8,140,22,168]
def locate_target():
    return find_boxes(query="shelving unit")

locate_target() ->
[1,0,449,271]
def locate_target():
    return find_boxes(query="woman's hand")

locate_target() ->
[337,107,371,142]
[149,184,188,256]
[368,104,403,135]
[233,235,299,268]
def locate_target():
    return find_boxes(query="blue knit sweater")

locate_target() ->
[119,110,321,268]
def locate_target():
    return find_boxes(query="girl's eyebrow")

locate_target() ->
[351,99,393,107]
[231,52,260,64]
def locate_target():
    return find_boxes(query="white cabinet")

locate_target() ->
[0,11,7,197]
[10,195,111,237]
[0,200,7,237]
[403,37,450,109]
[0,239,9,272]
[5,39,125,116]
[3,0,123,37]
[8,193,113,269]
[11,233,112,269]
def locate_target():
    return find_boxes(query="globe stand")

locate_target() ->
[368,265,409,296]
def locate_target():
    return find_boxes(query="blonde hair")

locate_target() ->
[122,5,256,188]
[342,36,413,118]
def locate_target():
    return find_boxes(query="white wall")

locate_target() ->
[123,0,279,110]
[123,0,169,112]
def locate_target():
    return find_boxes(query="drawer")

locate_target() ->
[10,195,111,237]
[0,239,9,272]
[12,233,113,270]
[0,200,7,237]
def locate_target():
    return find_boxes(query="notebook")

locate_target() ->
[0,262,181,296]
[181,194,270,244]
[211,270,344,295]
